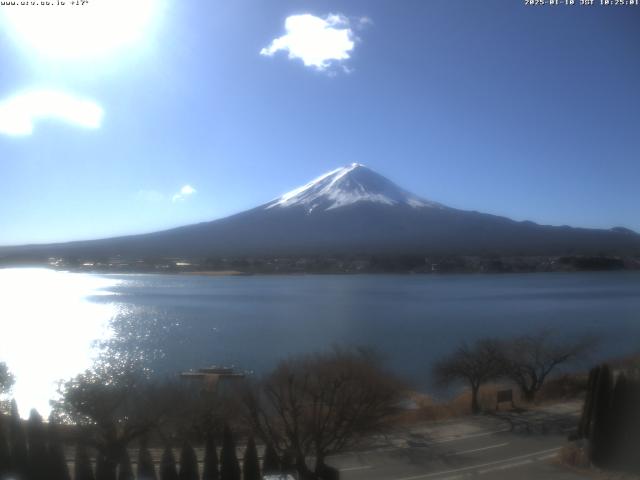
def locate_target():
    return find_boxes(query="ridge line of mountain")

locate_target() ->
[0,164,638,265]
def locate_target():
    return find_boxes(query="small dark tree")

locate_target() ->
[608,372,640,473]
[608,373,631,469]
[261,444,279,475]
[433,339,504,414]
[242,437,260,480]
[220,426,240,480]
[95,453,107,480]
[48,416,71,480]
[629,376,640,474]
[137,440,157,480]
[178,443,199,480]
[579,364,640,473]
[117,449,134,480]
[578,366,600,438]
[75,444,96,480]
[589,364,612,466]
[160,447,179,480]
[96,452,118,480]
[280,451,295,475]
[27,409,48,480]
[202,434,219,480]
[9,400,28,480]
[0,414,11,480]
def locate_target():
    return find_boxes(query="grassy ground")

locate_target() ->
[392,373,590,425]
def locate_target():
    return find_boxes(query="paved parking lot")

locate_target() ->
[328,403,588,480]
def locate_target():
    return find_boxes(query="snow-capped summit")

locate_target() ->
[265,163,443,213]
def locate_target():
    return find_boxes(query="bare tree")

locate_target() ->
[242,348,404,479]
[433,339,504,414]
[500,330,595,402]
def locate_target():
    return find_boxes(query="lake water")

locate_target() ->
[1,268,639,416]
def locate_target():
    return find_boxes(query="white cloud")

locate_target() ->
[260,13,362,71]
[172,184,197,203]
[0,89,104,136]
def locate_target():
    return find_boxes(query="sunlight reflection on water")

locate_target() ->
[0,268,120,417]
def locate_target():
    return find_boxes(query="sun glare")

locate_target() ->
[1,0,159,60]
[0,89,104,136]
[0,268,120,417]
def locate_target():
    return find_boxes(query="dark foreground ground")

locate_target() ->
[59,402,589,480]
[328,402,588,480]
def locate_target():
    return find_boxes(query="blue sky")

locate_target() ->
[0,0,638,245]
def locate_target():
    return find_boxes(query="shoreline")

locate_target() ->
[2,254,638,276]
[179,270,250,276]
[2,265,640,277]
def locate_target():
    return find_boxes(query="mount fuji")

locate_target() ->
[2,163,639,261]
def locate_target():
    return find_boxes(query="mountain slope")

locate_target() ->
[1,164,639,260]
